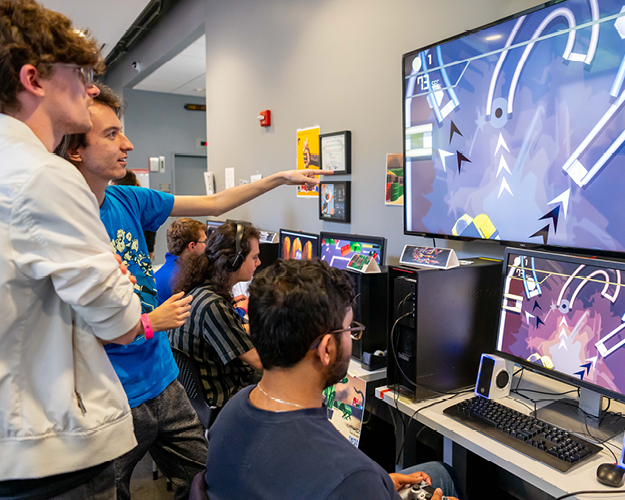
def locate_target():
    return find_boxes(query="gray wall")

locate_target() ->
[123,88,207,264]
[107,0,546,264]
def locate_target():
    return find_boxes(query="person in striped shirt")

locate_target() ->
[168,222,263,408]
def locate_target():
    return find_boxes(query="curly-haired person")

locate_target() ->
[0,1,146,498]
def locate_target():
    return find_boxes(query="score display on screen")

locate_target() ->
[497,249,625,400]
[404,0,625,252]
[320,233,385,270]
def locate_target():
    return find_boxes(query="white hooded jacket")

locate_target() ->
[0,114,141,480]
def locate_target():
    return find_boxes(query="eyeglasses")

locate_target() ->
[196,239,208,245]
[55,64,95,87]
[309,321,366,350]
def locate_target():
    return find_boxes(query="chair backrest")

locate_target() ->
[171,347,215,430]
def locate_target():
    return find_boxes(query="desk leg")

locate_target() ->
[392,408,420,471]
[449,440,467,498]
[443,436,453,466]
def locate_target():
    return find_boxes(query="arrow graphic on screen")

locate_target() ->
[456,151,471,173]
[539,205,561,233]
[530,225,549,245]
[449,120,463,143]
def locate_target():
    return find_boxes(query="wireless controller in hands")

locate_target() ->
[398,481,437,500]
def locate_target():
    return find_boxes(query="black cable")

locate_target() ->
[390,312,484,397]
[505,368,623,462]
[390,312,418,388]
[394,389,473,465]
[555,490,625,500]
[550,401,621,464]
[513,387,579,396]
[599,440,622,463]
[395,292,413,316]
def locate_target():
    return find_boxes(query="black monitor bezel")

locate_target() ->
[319,231,387,268]
[278,228,320,260]
[495,247,625,404]
[399,0,613,255]
[205,219,225,237]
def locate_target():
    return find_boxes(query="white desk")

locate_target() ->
[348,358,386,383]
[376,370,625,500]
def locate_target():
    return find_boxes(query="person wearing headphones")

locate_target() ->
[169,222,263,410]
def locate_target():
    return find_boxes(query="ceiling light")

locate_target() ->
[194,88,205,92]
[485,34,503,41]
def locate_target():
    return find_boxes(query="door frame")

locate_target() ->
[171,153,208,195]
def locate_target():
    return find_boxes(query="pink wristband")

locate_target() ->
[140,314,153,340]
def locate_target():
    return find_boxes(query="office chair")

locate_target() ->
[171,347,218,434]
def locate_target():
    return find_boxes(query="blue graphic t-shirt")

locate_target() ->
[101,185,177,407]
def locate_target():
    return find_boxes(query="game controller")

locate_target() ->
[398,480,436,500]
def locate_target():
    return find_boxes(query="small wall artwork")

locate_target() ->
[385,153,404,206]
[319,181,351,223]
[297,126,321,198]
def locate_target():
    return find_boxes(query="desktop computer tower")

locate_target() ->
[387,260,501,401]
[348,268,389,364]
[257,242,278,273]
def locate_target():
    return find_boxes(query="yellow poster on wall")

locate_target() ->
[297,126,320,198]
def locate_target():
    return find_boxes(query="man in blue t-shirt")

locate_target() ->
[56,83,332,500]
[204,260,462,500]
[155,218,207,305]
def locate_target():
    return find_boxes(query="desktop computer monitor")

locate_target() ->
[496,248,625,437]
[278,229,319,261]
[206,219,225,237]
[319,232,386,270]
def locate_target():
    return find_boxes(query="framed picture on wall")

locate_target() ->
[319,131,351,174]
[319,181,351,223]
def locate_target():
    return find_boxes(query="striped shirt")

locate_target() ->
[168,284,256,407]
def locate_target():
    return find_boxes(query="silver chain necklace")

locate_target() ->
[256,383,305,410]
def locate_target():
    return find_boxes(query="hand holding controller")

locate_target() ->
[398,481,437,500]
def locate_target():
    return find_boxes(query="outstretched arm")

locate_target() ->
[170,169,333,217]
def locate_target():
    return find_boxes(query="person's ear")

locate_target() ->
[187,241,195,252]
[67,147,83,163]
[19,64,46,98]
[316,334,334,367]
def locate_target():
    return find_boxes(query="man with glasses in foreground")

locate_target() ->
[0,1,145,498]
[203,259,461,500]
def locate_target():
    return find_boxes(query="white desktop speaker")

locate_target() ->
[475,354,514,400]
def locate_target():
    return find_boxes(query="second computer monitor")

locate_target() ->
[279,229,319,261]
[496,248,625,404]
[206,219,226,238]
[319,232,386,270]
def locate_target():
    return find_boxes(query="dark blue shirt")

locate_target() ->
[155,252,178,305]
[205,386,399,500]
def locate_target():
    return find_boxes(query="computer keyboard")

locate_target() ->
[443,396,602,472]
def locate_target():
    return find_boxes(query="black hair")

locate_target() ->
[248,259,355,370]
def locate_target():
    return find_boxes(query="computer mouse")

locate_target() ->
[596,463,625,487]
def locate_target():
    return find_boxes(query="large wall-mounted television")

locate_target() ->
[403,0,625,253]
[319,232,386,270]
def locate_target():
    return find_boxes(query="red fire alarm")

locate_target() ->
[258,110,271,127]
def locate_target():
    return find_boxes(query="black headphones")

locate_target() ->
[226,223,245,272]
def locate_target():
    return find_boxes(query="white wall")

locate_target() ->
[106,0,546,263]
